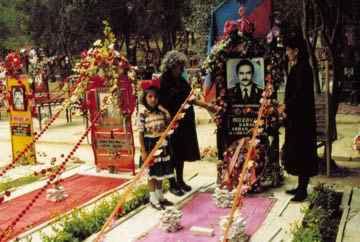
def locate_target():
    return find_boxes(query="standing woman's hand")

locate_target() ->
[191,99,220,113]
[141,149,148,161]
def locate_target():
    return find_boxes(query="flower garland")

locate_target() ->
[201,26,285,176]
[0,22,133,240]
[221,82,285,242]
[0,22,132,206]
[0,21,129,176]
[0,112,101,241]
[201,24,286,242]
[219,82,285,191]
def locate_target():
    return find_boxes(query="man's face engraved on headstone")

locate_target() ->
[237,64,253,87]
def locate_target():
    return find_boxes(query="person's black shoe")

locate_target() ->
[169,187,184,196]
[290,190,308,202]
[285,188,298,195]
[178,182,192,192]
[160,199,174,206]
[150,202,164,210]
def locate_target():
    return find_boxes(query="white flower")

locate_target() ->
[70,95,78,104]
[93,40,102,46]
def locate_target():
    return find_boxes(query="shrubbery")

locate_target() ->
[292,184,342,242]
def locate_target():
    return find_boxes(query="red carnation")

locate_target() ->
[81,61,91,69]
[81,50,88,59]
[5,52,23,75]
[223,20,237,37]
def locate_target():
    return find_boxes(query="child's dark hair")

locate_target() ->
[142,86,160,111]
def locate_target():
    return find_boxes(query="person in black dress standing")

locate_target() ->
[282,36,318,202]
[159,50,216,196]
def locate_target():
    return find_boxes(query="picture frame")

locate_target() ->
[11,86,27,111]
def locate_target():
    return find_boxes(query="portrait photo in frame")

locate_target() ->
[97,90,123,127]
[11,86,27,111]
[226,57,265,89]
[226,57,265,106]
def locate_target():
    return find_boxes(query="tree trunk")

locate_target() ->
[161,32,172,55]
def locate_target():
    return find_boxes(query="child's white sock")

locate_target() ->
[155,189,164,201]
[150,191,159,204]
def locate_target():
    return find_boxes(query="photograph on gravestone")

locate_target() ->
[225,57,265,143]
[96,89,124,128]
[11,86,27,111]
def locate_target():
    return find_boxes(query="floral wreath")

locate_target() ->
[202,26,285,124]
[201,25,287,189]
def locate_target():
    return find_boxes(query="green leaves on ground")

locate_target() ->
[291,184,342,242]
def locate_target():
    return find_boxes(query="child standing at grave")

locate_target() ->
[138,86,174,210]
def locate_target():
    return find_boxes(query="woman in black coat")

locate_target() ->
[159,50,215,196]
[282,36,318,202]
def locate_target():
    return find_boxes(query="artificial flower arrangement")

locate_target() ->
[202,20,286,193]
[0,22,135,240]
[203,23,287,239]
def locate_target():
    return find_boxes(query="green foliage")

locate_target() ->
[185,0,224,56]
[40,183,152,241]
[291,183,342,242]
[0,175,40,193]
[22,0,193,59]
[0,0,32,51]
[292,223,321,242]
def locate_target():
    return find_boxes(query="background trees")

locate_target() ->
[0,0,31,54]
[24,0,194,64]
[0,0,224,64]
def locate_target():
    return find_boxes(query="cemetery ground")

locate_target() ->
[0,104,359,241]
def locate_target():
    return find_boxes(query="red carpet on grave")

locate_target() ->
[138,193,275,242]
[0,174,127,239]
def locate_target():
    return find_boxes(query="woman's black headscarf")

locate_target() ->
[284,34,309,61]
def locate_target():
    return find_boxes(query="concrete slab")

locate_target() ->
[343,209,360,242]
[349,187,360,209]
[86,175,215,242]
[250,188,306,242]
[3,164,92,202]
[342,187,360,242]
[12,165,132,242]
[336,187,352,242]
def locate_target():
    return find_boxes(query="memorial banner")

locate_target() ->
[7,75,36,164]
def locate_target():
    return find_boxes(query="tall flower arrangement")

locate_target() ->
[0,22,134,241]
[72,21,130,109]
[202,20,287,242]
[0,21,130,181]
